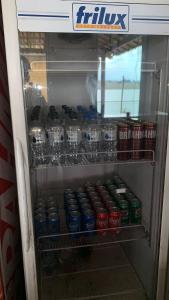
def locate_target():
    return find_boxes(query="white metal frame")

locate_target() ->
[1,1,169,300]
[1,1,38,300]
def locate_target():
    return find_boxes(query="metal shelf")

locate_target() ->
[37,224,147,253]
[32,150,155,169]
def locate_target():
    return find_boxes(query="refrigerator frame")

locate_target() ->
[1,1,169,300]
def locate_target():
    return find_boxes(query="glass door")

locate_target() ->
[19,32,169,300]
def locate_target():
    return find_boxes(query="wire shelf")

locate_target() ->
[37,224,147,252]
[32,150,155,169]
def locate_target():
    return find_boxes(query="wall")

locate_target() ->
[0,6,23,300]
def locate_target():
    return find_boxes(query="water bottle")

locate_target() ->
[102,120,117,161]
[83,115,101,162]
[46,119,64,165]
[65,117,82,164]
[29,120,47,166]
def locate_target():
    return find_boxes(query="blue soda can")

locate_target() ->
[35,213,47,237]
[48,212,60,235]
[47,207,57,215]
[82,209,96,233]
[35,201,45,209]
[64,188,73,194]
[81,203,91,211]
[47,201,57,208]
[68,204,79,212]
[79,198,90,206]
[64,193,76,208]
[35,207,46,215]
[77,187,84,193]
[76,192,87,199]
[67,198,77,206]
[64,193,75,200]
[68,211,81,235]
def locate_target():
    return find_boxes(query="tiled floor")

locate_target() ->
[40,245,147,300]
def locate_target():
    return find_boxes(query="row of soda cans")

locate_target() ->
[34,196,60,238]
[64,175,142,237]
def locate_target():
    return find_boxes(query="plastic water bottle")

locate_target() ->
[46,119,64,164]
[66,118,82,164]
[83,115,101,162]
[102,121,117,161]
[29,121,47,166]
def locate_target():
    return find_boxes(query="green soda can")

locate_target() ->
[118,199,129,225]
[125,192,135,200]
[129,198,142,224]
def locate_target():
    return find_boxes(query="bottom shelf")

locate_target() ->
[38,224,147,252]
[39,245,147,300]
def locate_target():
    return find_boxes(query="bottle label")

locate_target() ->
[85,130,100,142]
[66,130,81,143]
[48,130,64,144]
[103,129,117,141]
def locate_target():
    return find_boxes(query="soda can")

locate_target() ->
[35,213,47,237]
[117,123,131,160]
[131,123,144,160]
[118,200,129,225]
[48,212,60,235]
[82,209,96,234]
[90,196,101,203]
[81,203,92,211]
[129,198,142,224]
[96,207,108,236]
[47,201,57,209]
[88,191,98,198]
[125,192,135,201]
[35,201,45,210]
[96,185,106,192]
[93,201,103,210]
[105,179,113,187]
[68,211,81,236]
[68,204,79,212]
[47,207,58,215]
[35,207,46,215]
[108,207,121,234]
[64,193,76,200]
[64,188,73,195]
[76,192,87,199]
[77,187,84,193]
[78,198,90,206]
[105,200,116,210]
[143,122,156,160]
[67,198,77,206]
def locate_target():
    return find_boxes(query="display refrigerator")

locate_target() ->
[2,0,169,299]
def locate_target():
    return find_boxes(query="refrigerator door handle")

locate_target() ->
[16,139,30,252]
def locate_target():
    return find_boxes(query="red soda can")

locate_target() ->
[117,123,131,160]
[143,122,156,160]
[105,200,116,210]
[93,201,104,211]
[131,123,144,160]
[96,185,106,193]
[88,191,98,199]
[108,207,121,234]
[96,207,108,236]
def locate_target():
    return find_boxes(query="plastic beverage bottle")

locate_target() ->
[102,120,117,161]
[83,114,101,162]
[65,116,82,164]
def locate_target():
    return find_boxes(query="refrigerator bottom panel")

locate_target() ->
[39,245,147,300]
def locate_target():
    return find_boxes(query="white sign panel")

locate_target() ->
[72,3,129,33]
[16,0,169,35]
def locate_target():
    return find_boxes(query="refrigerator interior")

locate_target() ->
[19,32,169,300]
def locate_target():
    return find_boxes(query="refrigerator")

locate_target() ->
[2,0,169,299]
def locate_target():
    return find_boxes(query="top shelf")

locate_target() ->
[32,150,155,170]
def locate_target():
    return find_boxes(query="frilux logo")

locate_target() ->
[73,3,129,32]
